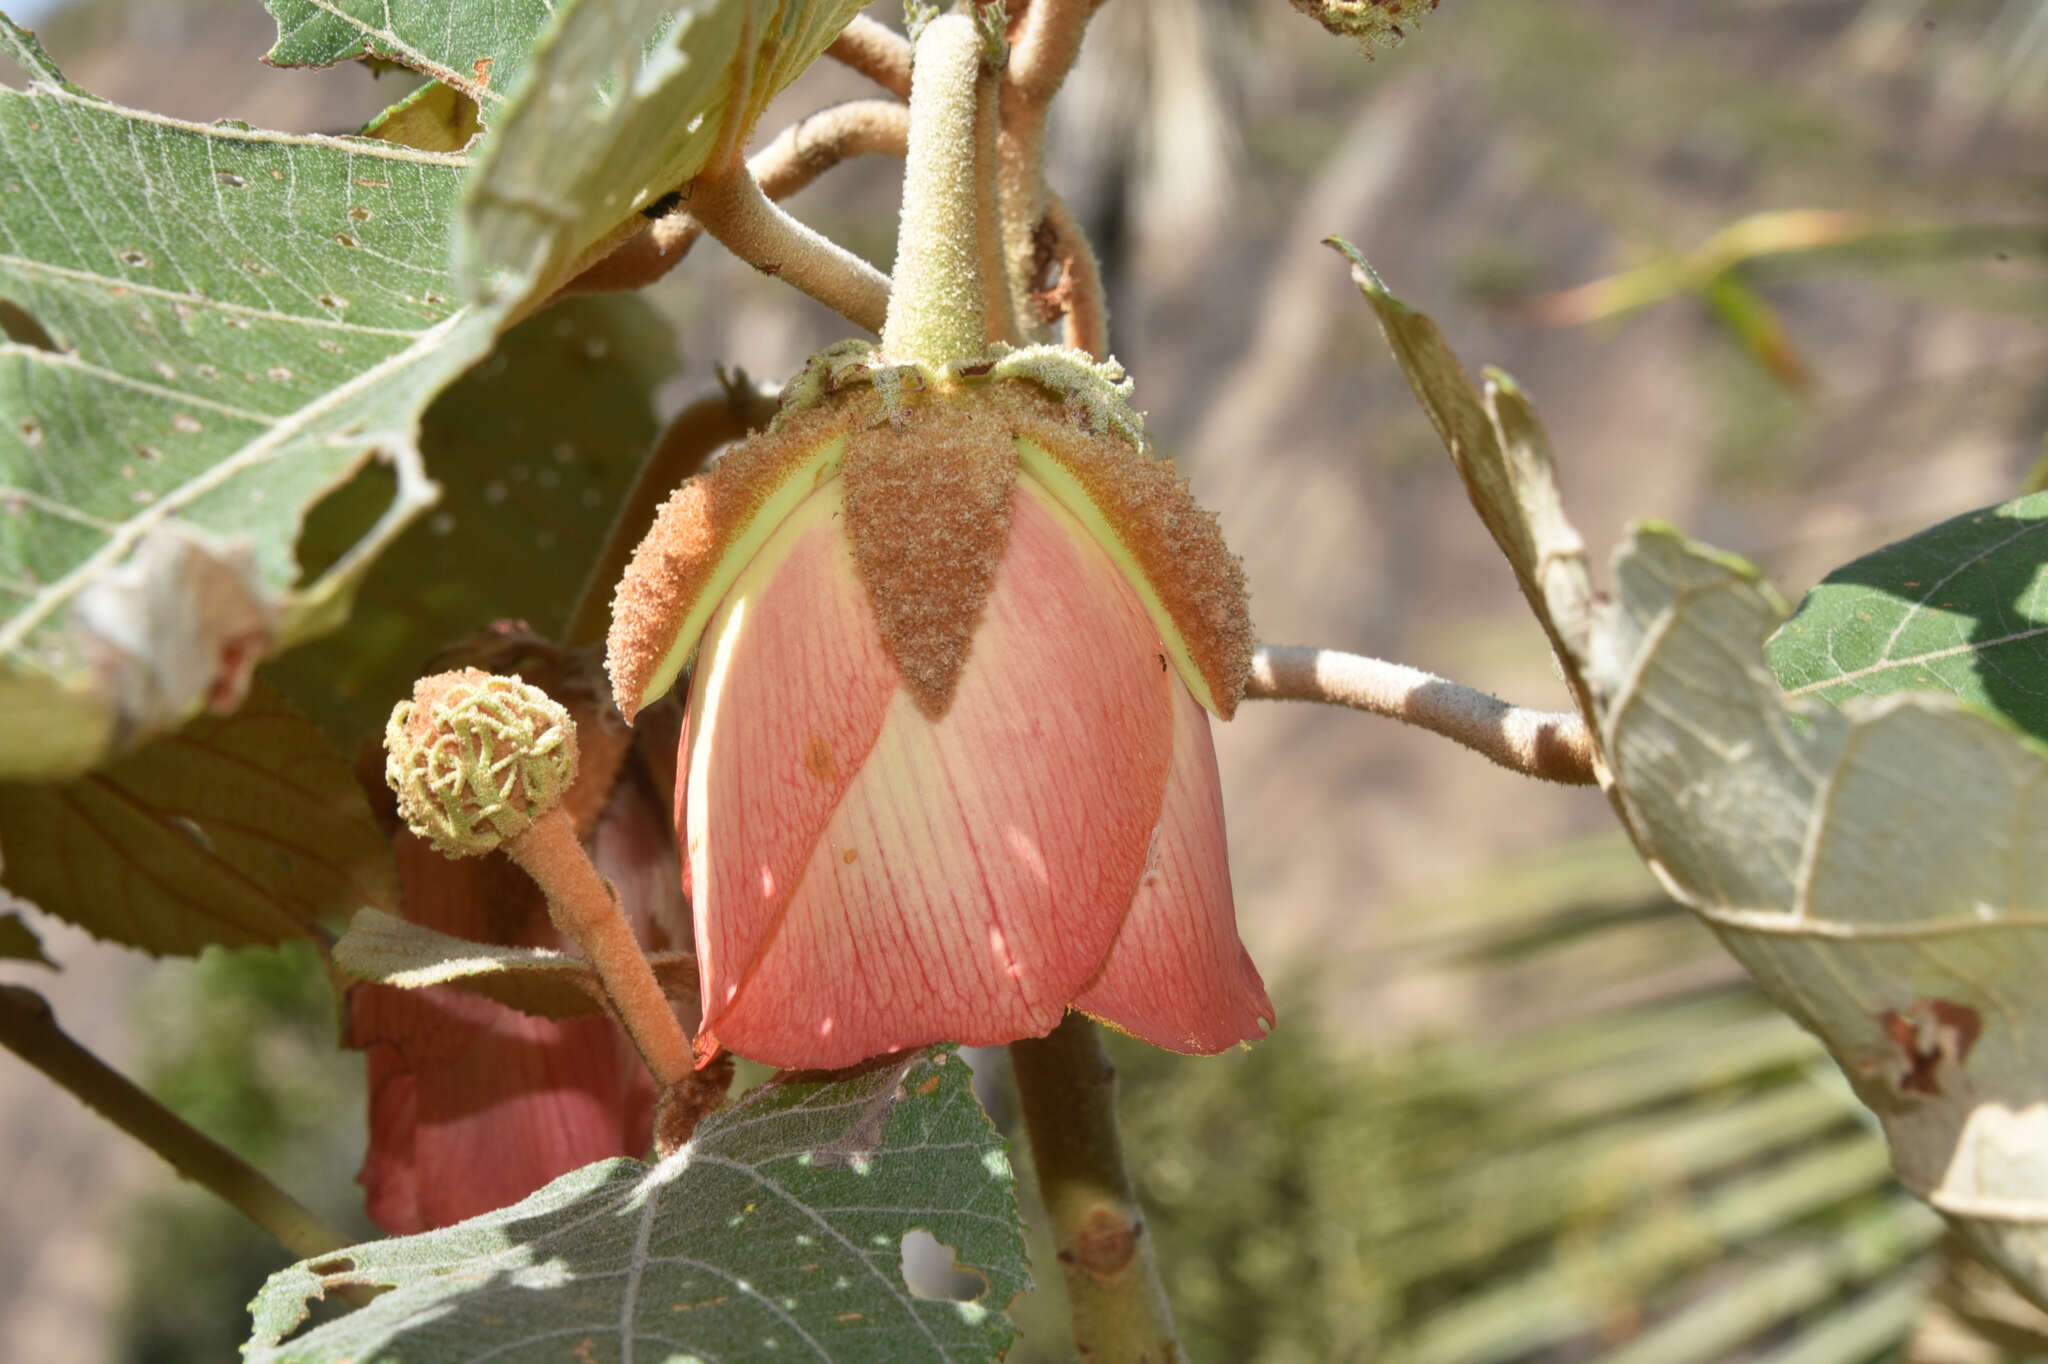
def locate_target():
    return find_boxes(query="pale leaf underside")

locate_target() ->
[246,1047,1028,1363]
[1353,255,2048,1306]
[1593,529,2048,1306]
[263,0,559,113]
[459,0,871,304]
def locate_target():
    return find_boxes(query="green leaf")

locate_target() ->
[264,293,676,743]
[0,681,395,955]
[1590,524,2048,1310]
[0,18,500,778]
[246,1047,1027,1362]
[334,907,697,1021]
[0,912,52,967]
[460,0,870,304]
[264,0,558,118]
[1767,492,2048,744]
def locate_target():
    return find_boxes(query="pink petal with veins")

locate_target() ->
[1074,678,1275,1052]
[687,477,1175,1069]
[353,983,652,1234]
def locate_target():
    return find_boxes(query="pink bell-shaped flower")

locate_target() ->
[609,353,1272,1070]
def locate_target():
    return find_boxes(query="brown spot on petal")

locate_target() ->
[804,733,839,784]
[607,401,852,721]
[841,396,1017,718]
[1005,389,1253,717]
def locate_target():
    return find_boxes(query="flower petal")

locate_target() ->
[690,477,1175,1068]
[1009,408,1252,719]
[682,478,902,1061]
[1073,678,1275,1052]
[352,983,653,1233]
[350,828,658,1233]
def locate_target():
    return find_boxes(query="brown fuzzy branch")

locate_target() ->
[754,99,911,199]
[997,0,1102,342]
[1246,644,1599,786]
[1006,0,1099,113]
[1041,193,1107,358]
[976,60,1022,346]
[687,161,892,334]
[564,101,910,299]
[826,14,913,99]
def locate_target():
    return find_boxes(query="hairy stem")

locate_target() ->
[882,14,990,367]
[1247,644,1598,785]
[0,984,355,1264]
[976,58,1021,346]
[753,100,910,201]
[564,379,781,647]
[826,14,913,99]
[997,0,1098,339]
[564,100,911,298]
[507,807,698,1112]
[1010,1014,1181,1364]
[1042,193,1107,357]
[689,163,891,334]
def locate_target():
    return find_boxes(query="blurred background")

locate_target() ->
[3,0,2046,1359]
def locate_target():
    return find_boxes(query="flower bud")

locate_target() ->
[1290,0,1442,53]
[384,669,579,859]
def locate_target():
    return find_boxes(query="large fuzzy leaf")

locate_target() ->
[1768,491,2048,744]
[0,681,395,955]
[1590,526,2048,1309]
[1349,255,2048,1310]
[0,18,497,778]
[246,1047,1028,1363]
[459,0,870,304]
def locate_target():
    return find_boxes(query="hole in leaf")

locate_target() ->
[900,1230,986,1303]
[0,299,56,350]
[308,1256,355,1277]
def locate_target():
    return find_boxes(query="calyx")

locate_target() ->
[606,341,1252,726]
